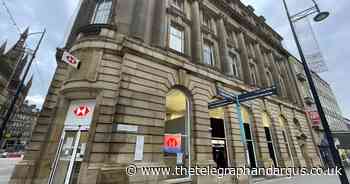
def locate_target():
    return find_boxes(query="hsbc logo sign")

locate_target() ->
[65,100,96,126]
[62,51,81,69]
[73,105,90,117]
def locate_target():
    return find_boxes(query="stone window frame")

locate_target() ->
[265,68,274,87]
[228,48,242,80]
[170,0,184,12]
[200,4,218,35]
[166,15,191,57]
[202,39,216,67]
[169,23,185,54]
[249,60,258,86]
[91,0,114,24]
[278,75,287,98]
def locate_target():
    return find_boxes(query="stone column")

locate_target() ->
[254,43,268,87]
[237,31,251,84]
[191,0,202,63]
[217,16,234,76]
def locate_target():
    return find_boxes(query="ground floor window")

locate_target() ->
[262,112,277,167]
[241,107,257,168]
[209,107,229,168]
[164,89,190,180]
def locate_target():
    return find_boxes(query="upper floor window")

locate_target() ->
[91,0,113,24]
[203,14,212,31]
[279,76,287,97]
[171,0,184,11]
[266,69,274,87]
[229,53,240,78]
[203,41,215,66]
[249,62,258,86]
[169,25,185,53]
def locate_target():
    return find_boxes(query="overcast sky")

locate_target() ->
[0,0,348,118]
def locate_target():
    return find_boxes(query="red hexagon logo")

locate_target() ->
[73,105,90,117]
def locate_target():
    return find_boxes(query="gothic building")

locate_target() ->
[0,28,33,135]
[11,1,321,184]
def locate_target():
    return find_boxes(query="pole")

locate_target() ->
[0,29,46,142]
[235,96,252,184]
[282,0,349,183]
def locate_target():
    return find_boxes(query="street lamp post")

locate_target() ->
[0,29,46,143]
[282,0,349,183]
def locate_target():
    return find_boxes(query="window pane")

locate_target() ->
[169,26,184,53]
[264,127,272,141]
[203,42,214,66]
[92,0,112,24]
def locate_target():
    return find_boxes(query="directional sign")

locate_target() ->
[238,86,277,102]
[209,86,277,109]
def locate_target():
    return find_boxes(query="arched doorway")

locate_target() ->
[164,89,191,180]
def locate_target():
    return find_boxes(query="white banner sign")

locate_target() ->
[64,100,96,126]
[62,51,81,69]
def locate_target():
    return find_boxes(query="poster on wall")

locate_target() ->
[163,134,182,154]
[64,100,96,127]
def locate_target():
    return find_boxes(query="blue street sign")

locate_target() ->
[208,86,277,109]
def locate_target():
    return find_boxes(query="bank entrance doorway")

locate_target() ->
[49,126,88,184]
[48,100,96,184]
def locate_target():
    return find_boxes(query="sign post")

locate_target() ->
[208,86,277,184]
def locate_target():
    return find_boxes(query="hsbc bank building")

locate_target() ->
[10,0,322,184]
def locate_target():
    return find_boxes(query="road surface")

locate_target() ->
[0,158,21,184]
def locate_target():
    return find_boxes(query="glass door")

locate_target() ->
[49,127,88,184]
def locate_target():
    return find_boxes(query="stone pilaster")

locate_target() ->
[254,43,268,87]
[191,0,202,63]
[130,0,148,41]
[268,52,282,95]
[237,32,251,84]
[217,16,234,76]
[151,0,166,47]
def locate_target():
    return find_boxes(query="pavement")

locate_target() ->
[0,158,22,184]
[253,168,350,184]
[0,158,349,184]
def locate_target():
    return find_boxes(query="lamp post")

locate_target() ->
[0,29,46,143]
[282,0,349,183]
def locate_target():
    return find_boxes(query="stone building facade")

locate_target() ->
[11,0,320,183]
[1,101,39,151]
[289,56,349,168]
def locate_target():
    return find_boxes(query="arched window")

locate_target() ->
[249,62,258,86]
[165,89,191,180]
[279,75,287,97]
[266,69,274,87]
[241,106,257,168]
[229,52,240,78]
[91,0,112,24]
[262,112,277,167]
